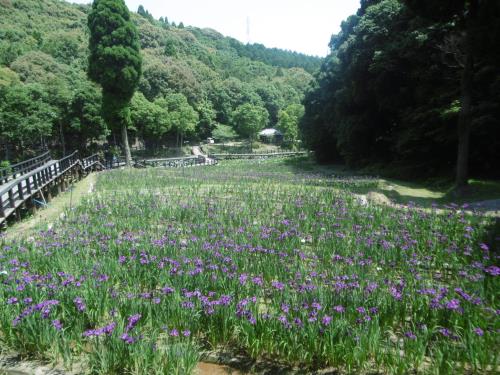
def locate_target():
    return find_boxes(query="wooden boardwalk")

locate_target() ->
[0,152,103,228]
[0,150,215,228]
[0,151,51,185]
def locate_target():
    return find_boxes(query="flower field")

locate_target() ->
[1,159,499,374]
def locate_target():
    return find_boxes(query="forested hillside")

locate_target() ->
[301,0,500,180]
[0,0,320,159]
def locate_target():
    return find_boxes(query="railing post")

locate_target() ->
[26,176,32,195]
[17,181,24,200]
[0,196,5,219]
[8,189,15,209]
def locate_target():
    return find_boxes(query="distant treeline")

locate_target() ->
[301,0,500,180]
[136,5,323,74]
[229,41,322,74]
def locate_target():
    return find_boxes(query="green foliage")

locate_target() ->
[0,160,10,171]
[88,0,142,165]
[41,30,85,64]
[301,0,500,179]
[278,103,304,148]
[130,92,170,138]
[195,100,217,139]
[228,40,322,74]
[88,0,142,103]
[0,66,19,86]
[158,93,199,139]
[232,103,269,145]
[0,83,56,147]
[67,79,108,147]
[10,50,67,84]
[0,0,317,156]
[137,4,154,23]
[212,123,237,142]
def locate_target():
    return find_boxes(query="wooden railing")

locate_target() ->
[208,151,307,160]
[0,151,80,225]
[0,151,51,184]
[82,154,102,169]
[143,155,217,168]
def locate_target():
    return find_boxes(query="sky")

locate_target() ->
[70,0,360,57]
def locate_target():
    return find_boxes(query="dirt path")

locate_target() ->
[192,146,216,165]
[195,362,243,375]
[192,146,204,156]
[2,173,97,241]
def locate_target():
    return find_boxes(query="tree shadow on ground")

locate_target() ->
[281,158,500,206]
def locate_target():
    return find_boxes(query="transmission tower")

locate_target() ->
[246,16,251,44]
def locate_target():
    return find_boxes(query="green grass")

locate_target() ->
[281,157,500,207]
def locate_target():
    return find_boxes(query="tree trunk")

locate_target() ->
[455,59,473,188]
[59,122,66,156]
[121,124,132,167]
[455,0,478,189]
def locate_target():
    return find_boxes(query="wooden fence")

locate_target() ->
[0,151,51,184]
[208,151,307,160]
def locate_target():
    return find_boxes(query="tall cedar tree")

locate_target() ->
[88,0,142,166]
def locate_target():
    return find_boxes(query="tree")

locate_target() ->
[130,92,170,149]
[403,0,489,189]
[212,124,237,144]
[66,79,108,152]
[137,5,154,22]
[195,100,217,139]
[159,93,198,150]
[232,103,269,151]
[0,83,56,157]
[88,0,142,167]
[41,30,83,65]
[278,104,304,149]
